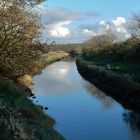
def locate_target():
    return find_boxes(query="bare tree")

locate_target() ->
[130,12,140,37]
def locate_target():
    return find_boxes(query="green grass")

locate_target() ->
[0,76,65,140]
[81,37,140,83]
[82,55,140,83]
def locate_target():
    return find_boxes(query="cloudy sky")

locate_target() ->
[36,0,140,44]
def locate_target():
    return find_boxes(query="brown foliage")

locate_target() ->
[0,0,40,50]
[0,0,45,77]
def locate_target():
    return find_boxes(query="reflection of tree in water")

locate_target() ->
[83,81,114,109]
[123,111,140,139]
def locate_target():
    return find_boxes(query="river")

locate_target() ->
[31,60,140,140]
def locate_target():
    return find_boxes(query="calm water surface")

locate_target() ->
[31,61,140,140]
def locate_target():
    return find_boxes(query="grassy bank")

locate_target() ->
[16,51,69,87]
[82,55,140,83]
[0,51,68,140]
[0,51,69,79]
[31,51,69,76]
[76,57,140,112]
[76,36,140,112]
[0,76,65,140]
[81,36,140,84]
[0,1,68,139]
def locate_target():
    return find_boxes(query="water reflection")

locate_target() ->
[123,111,140,139]
[83,81,114,109]
[31,61,81,95]
[31,61,140,140]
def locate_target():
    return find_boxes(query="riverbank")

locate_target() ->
[0,76,65,140]
[28,51,69,76]
[0,51,69,86]
[17,51,69,87]
[0,51,68,140]
[76,57,140,113]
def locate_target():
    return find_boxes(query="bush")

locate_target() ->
[82,37,140,61]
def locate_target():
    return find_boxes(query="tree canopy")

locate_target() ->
[0,0,46,77]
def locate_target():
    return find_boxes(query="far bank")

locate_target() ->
[76,57,140,113]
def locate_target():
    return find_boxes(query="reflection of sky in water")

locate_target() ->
[31,61,140,140]
[31,61,81,95]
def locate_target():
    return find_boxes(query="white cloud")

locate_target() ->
[82,29,96,37]
[99,21,106,26]
[112,17,126,27]
[99,21,110,30]
[111,17,128,35]
[34,5,131,43]
[33,6,100,43]
[46,21,72,38]
[99,20,110,34]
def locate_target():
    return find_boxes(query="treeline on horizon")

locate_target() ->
[79,13,140,83]
[40,13,140,61]
[82,36,140,61]
[81,13,140,61]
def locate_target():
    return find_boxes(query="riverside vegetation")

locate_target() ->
[0,0,67,139]
[0,76,65,140]
[76,13,140,112]
[0,0,140,139]
[0,49,68,140]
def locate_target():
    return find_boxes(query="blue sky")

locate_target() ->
[38,0,140,43]
[46,0,140,19]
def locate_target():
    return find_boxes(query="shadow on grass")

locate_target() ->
[0,76,65,140]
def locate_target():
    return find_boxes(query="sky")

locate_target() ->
[36,0,140,44]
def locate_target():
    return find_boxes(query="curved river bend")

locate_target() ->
[31,60,140,140]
